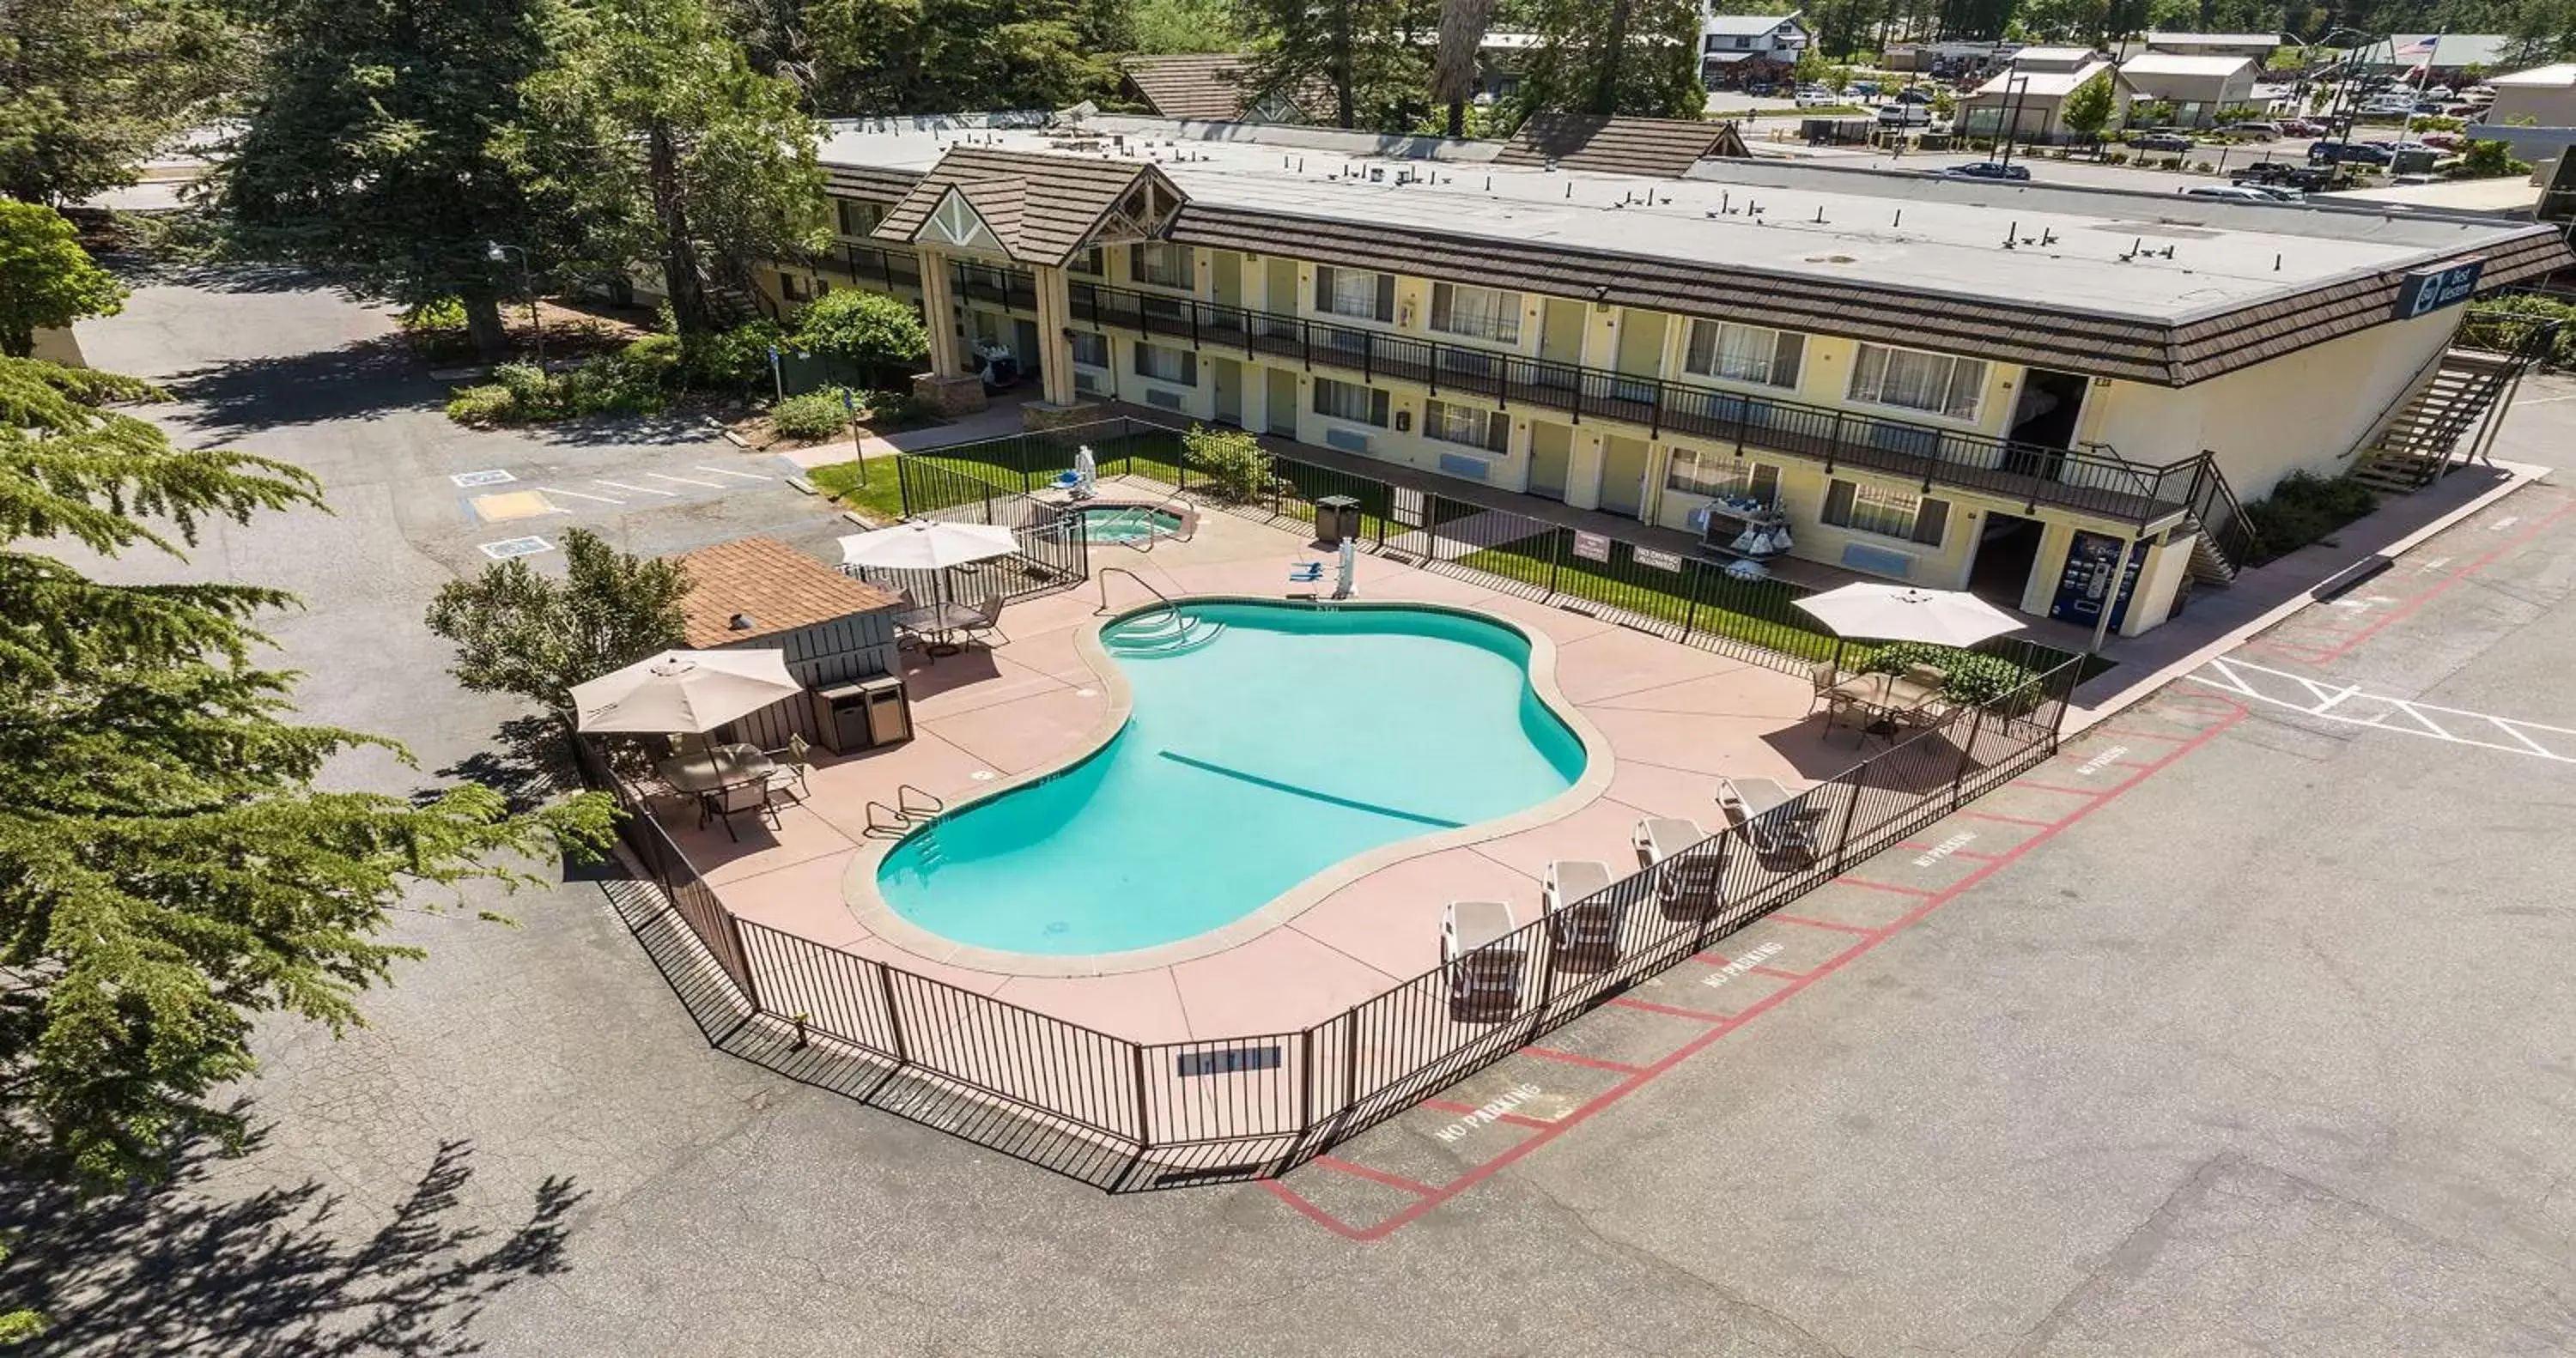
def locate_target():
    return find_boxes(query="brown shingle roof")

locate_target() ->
[671,537,897,649]
[1495,114,1735,178]
[870,148,1180,268]
[1121,54,1260,121]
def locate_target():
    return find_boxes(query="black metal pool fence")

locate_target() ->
[575,421,2081,1190]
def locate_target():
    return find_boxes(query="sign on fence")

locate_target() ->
[1176,1046,1284,1077]
[1571,530,1613,562]
[1633,547,1685,572]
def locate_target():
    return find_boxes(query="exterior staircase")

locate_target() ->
[2350,348,2524,494]
[2169,452,2262,586]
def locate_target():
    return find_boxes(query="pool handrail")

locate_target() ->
[1096,567,1176,622]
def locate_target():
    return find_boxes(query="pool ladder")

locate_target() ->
[866,783,945,840]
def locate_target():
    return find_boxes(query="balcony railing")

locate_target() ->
[814,249,2211,531]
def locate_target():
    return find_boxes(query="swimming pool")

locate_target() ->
[874,603,1587,958]
[1073,505,1182,543]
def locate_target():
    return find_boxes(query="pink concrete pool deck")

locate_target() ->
[650,496,1862,1045]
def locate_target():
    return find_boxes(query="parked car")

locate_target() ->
[2275,118,2324,136]
[2233,183,2307,202]
[2181,184,2281,202]
[2421,131,2464,149]
[2426,84,2454,99]
[2237,161,2339,191]
[1851,80,1880,97]
[2221,121,2281,140]
[2309,140,2395,166]
[1877,103,1931,127]
[1795,88,1842,108]
[2131,132,2195,153]
[1937,161,2032,181]
[1897,86,1934,104]
[1745,82,1777,96]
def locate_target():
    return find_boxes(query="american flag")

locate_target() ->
[2392,35,2439,59]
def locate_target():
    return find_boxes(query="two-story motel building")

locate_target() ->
[758,115,2569,638]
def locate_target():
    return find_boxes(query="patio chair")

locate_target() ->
[959,593,1008,648]
[1442,900,1528,1018]
[761,732,815,803]
[1716,776,1824,870]
[1807,659,1850,715]
[705,779,782,843]
[1633,816,1725,913]
[1542,859,1623,964]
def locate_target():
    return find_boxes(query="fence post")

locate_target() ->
[1829,757,1870,876]
[1297,1027,1315,1132]
[725,915,762,1013]
[1949,706,1984,810]
[1340,1012,1361,1125]
[896,455,914,517]
[1548,526,1564,598]
[1130,1044,1152,1149]
[874,961,910,1064]
[1681,560,1702,646]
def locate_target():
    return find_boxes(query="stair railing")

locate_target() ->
[2338,340,2457,464]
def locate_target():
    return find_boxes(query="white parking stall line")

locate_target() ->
[694,464,774,482]
[594,480,678,497]
[645,472,725,488]
[2187,657,2576,764]
[539,486,623,505]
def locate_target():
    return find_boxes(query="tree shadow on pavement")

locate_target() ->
[427,714,579,817]
[0,1136,581,1357]
[160,336,442,439]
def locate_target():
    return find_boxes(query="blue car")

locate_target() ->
[1938,161,2032,181]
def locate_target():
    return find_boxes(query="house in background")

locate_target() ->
[1700,11,1811,89]
[1118,55,1315,124]
[2117,53,2262,126]
[1961,48,2120,141]
[2140,32,2282,64]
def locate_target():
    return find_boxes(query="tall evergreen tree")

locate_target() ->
[216,0,551,358]
[1507,0,1702,124]
[1432,0,1498,137]
[0,0,241,206]
[0,355,617,1190]
[1233,0,1433,130]
[509,0,828,338]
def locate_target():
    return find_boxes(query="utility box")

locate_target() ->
[812,676,912,754]
[1314,494,1362,544]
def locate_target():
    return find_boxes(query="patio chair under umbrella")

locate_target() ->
[1792,582,2022,647]
[837,519,1018,611]
[569,648,801,734]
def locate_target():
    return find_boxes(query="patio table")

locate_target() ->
[1826,674,1945,747]
[896,603,983,660]
[658,743,775,796]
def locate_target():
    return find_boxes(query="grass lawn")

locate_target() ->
[1454,536,1845,664]
[805,458,904,521]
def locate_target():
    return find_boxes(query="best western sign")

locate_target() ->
[2394,260,2483,319]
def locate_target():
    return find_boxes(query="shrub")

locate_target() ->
[493,361,550,403]
[402,297,467,333]
[770,386,857,440]
[554,347,672,417]
[2245,471,2377,558]
[1861,642,2042,709]
[2459,294,2576,366]
[791,291,928,382]
[2444,138,2531,180]
[444,384,519,426]
[683,319,789,391]
[1182,423,1273,503]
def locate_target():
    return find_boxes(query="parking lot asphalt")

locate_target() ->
[9,276,2573,1356]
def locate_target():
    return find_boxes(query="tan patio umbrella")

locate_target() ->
[568,649,801,734]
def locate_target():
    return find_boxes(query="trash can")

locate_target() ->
[811,676,912,753]
[859,675,911,748]
[1315,494,1361,544]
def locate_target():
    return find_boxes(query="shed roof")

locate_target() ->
[2354,33,2513,68]
[672,537,898,649]
[1970,59,2114,98]
[1495,114,1738,177]
[2118,53,2258,77]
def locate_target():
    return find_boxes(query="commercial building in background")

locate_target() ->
[1959,47,2118,142]
[2139,32,2284,63]
[772,113,2567,638]
[1698,11,1811,89]
[2352,33,2515,76]
[2117,53,2263,125]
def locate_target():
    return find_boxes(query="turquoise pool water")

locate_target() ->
[875,603,1586,956]
[1076,506,1182,543]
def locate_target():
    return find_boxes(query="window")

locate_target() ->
[1425,399,1508,452]
[1313,377,1390,427]
[1314,266,1394,323]
[835,200,879,237]
[1130,242,1193,288]
[1069,330,1108,367]
[1133,342,1196,386]
[1667,449,1778,502]
[1848,343,1987,421]
[1684,320,1803,389]
[1071,246,1104,277]
[1430,282,1521,344]
[1823,479,1950,547]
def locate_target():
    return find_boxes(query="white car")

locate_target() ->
[2180,185,2280,203]
[1795,88,1842,107]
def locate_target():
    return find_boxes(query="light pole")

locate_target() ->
[2293,27,2378,148]
[1996,74,2032,169]
[485,241,542,367]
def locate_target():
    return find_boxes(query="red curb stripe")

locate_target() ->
[1833,877,1936,898]
[1771,912,1882,935]
[1523,1046,1646,1076]
[2294,500,2576,663]
[1609,995,1735,1023]
[2013,781,2105,798]
[1956,809,2055,828]
[1314,1155,1438,1197]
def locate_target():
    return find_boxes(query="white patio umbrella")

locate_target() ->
[837,519,1019,610]
[1793,583,2022,647]
[569,649,801,734]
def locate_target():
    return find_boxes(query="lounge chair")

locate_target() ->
[705,779,782,842]
[1442,900,1527,1017]
[1716,776,1825,869]
[1542,859,1623,964]
[761,732,815,802]
[1633,817,1725,912]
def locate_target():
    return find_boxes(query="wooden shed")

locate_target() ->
[674,536,902,749]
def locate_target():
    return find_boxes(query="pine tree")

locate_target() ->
[0,356,617,1190]
[216,0,553,358]
[508,0,829,338]
[0,203,126,359]
[1233,0,1432,130]
[0,0,241,206]
[1507,0,1702,124]
[1432,0,1498,137]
